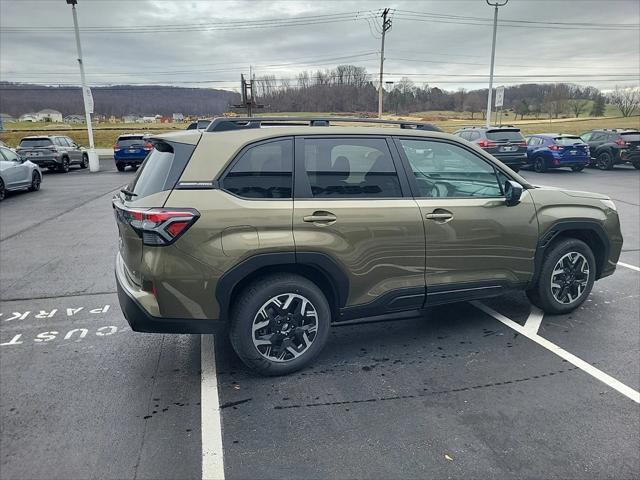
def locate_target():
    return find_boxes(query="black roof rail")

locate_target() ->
[206,116,442,132]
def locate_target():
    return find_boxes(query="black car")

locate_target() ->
[453,126,527,172]
[580,129,640,170]
[15,136,88,173]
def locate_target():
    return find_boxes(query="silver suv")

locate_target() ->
[16,136,88,173]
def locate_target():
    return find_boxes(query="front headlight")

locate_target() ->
[601,199,617,211]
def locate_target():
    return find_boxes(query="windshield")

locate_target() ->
[19,138,53,148]
[486,130,523,142]
[554,136,585,146]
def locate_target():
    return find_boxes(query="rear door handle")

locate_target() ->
[303,211,337,224]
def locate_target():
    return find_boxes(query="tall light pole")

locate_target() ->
[378,8,392,119]
[485,0,508,128]
[66,0,99,172]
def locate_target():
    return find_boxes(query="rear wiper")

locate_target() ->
[120,187,137,197]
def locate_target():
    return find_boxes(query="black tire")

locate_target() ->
[571,166,585,172]
[633,161,640,170]
[596,151,614,170]
[0,178,5,201]
[116,163,126,172]
[229,273,331,376]
[29,171,41,191]
[80,154,88,169]
[510,165,521,173]
[533,156,547,173]
[527,238,596,315]
[59,156,70,173]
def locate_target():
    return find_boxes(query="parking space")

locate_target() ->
[0,164,638,479]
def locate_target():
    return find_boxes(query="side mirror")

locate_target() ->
[504,180,523,207]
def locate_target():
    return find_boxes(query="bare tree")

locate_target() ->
[610,86,640,117]
[463,92,484,119]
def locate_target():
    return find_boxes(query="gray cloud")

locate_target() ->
[1,0,638,92]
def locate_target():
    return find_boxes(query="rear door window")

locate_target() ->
[486,130,523,142]
[130,141,195,199]
[302,137,402,198]
[221,139,293,199]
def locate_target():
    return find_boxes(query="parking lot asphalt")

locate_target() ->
[0,162,638,479]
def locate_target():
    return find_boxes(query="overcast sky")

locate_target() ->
[1,0,638,93]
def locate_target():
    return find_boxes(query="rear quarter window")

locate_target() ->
[130,141,195,199]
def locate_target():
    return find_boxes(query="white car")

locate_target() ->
[0,146,42,201]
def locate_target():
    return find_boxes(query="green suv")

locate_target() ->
[113,117,623,375]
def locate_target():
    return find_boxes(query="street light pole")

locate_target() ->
[485,0,508,128]
[67,0,98,172]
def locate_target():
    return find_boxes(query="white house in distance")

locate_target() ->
[36,109,63,122]
[173,113,184,122]
[19,112,38,122]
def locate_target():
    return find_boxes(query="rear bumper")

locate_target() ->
[115,253,225,334]
[28,156,61,167]
[114,156,145,165]
[494,153,527,167]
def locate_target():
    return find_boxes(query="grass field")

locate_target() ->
[1,113,638,148]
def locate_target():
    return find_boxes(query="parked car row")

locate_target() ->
[453,126,640,173]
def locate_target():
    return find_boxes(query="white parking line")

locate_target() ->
[618,262,640,272]
[201,334,225,480]
[472,301,640,405]
[523,306,545,334]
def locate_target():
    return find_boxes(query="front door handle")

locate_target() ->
[303,211,337,224]
[425,209,453,222]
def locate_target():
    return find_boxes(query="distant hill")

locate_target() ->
[0,82,240,117]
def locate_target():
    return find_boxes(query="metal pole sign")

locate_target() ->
[495,85,505,108]
[83,87,94,114]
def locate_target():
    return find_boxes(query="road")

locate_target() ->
[1,161,638,479]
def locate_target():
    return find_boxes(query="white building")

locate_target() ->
[19,113,38,122]
[172,113,184,122]
[36,109,63,122]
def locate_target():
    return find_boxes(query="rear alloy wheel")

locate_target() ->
[230,273,331,375]
[80,154,88,169]
[596,151,614,170]
[534,156,547,173]
[29,171,41,191]
[527,238,595,314]
[59,157,70,173]
[0,179,5,201]
[571,165,585,172]
[633,161,640,170]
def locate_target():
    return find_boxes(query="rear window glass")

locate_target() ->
[130,141,195,199]
[19,138,53,147]
[486,130,523,142]
[117,136,146,148]
[621,132,640,141]
[554,136,584,146]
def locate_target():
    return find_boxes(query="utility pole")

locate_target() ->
[485,0,508,128]
[378,8,392,119]
[233,74,263,117]
[66,0,98,172]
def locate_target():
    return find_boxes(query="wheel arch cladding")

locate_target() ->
[539,222,609,280]
[216,252,349,321]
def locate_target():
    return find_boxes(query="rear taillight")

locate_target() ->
[113,204,199,246]
[516,141,527,147]
[143,142,153,151]
[549,144,561,151]
[615,138,627,147]
[114,144,121,152]
[478,139,497,148]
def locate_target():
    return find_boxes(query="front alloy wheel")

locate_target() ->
[252,293,319,362]
[29,172,41,191]
[550,252,590,305]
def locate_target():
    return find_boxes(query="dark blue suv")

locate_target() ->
[113,134,152,172]
[525,134,590,173]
